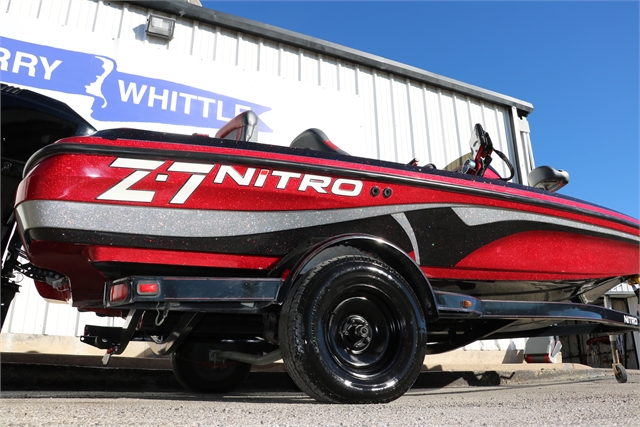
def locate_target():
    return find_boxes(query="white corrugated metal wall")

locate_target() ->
[1,0,532,352]
[1,0,525,176]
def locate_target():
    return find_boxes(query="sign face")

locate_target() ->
[0,36,272,132]
[0,16,365,153]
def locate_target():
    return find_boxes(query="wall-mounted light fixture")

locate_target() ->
[145,14,176,39]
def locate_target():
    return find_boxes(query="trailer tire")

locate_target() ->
[171,340,251,393]
[279,255,427,403]
[613,363,628,384]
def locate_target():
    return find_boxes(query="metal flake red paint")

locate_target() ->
[17,148,639,238]
[84,246,280,270]
[46,135,639,225]
[423,230,639,281]
[33,280,70,303]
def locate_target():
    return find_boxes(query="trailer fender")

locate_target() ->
[275,234,438,322]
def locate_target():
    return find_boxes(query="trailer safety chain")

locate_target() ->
[150,335,165,344]
[155,301,170,326]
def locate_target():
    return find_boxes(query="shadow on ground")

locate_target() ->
[1,362,519,393]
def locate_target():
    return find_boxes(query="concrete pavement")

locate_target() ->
[2,351,636,393]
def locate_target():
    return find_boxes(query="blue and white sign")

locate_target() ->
[0,37,272,132]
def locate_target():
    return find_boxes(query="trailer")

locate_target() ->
[1,0,639,404]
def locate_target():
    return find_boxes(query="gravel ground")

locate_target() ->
[1,375,638,427]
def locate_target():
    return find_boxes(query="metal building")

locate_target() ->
[1,0,537,355]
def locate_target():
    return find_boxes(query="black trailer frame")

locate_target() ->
[84,274,639,362]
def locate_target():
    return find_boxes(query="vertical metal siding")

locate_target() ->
[237,33,259,72]
[93,0,122,40]
[2,0,527,343]
[299,51,318,86]
[320,56,338,92]
[280,45,298,81]
[373,71,395,161]
[422,86,443,168]
[3,278,48,335]
[356,66,378,159]
[67,0,99,33]
[390,77,411,164]
[258,39,279,77]
[406,83,427,164]
[216,27,238,66]
[119,2,148,43]
[170,16,195,56]
[338,61,357,96]
[37,0,71,26]
[1,279,125,336]
[192,21,216,62]
[439,90,461,166]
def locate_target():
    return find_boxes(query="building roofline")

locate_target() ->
[127,0,534,116]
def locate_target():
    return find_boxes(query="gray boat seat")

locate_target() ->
[290,128,349,155]
[215,110,258,142]
[527,166,569,192]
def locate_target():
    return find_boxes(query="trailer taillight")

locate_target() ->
[110,283,128,302]
[137,281,159,295]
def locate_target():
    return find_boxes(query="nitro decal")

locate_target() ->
[623,315,639,326]
[97,158,363,203]
[0,37,272,131]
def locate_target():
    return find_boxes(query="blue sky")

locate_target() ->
[201,1,639,219]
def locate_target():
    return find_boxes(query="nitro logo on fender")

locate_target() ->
[97,158,363,203]
[624,315,639,326]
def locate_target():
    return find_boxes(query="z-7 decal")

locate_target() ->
[97,157,363,203]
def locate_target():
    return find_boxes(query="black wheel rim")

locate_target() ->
[325,284,404,378]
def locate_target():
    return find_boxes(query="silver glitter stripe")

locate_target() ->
[16,200,453,239]
[452,206,640,242]
[391,213,420,264]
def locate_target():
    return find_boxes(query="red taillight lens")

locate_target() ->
[110,283,128,302]
[137,281,159,295]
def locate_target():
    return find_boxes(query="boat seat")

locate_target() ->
[527,165,569,192]
[215,110,258,142]
[290,128,349,155]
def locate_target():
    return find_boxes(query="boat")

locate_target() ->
[6,110,640,403]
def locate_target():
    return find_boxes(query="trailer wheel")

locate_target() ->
[171,340,251,393]
[613,363,628,384]
[279,255,427,403]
